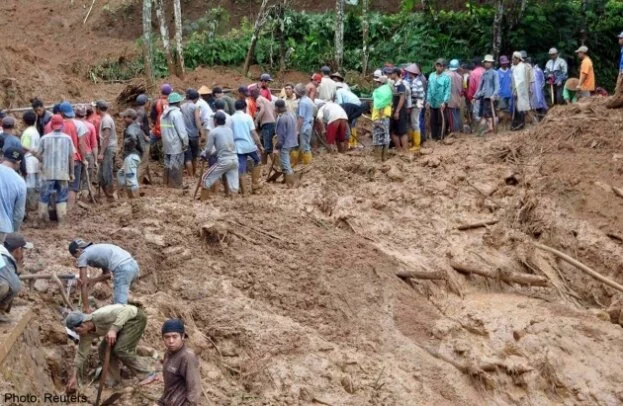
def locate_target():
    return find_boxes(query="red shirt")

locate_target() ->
[260,86,272,101]
[466,66,485,102]
[151,96,168,138]
[87,113,101,144]
[80,119,98,154]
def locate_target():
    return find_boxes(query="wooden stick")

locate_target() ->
[457,219,499,230]
[20,273,75,281]
[83,0,96,25]
[450,260,548,286]
[396,270,446,280]
[533,242,623,293]
[95,343,111,406]
[51,272,74,310]
[612,186,623,199]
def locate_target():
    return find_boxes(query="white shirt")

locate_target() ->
[317,102,348,125]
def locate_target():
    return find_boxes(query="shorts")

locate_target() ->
[184,138,200,162]
[326,119,348,144]
[372,118,390,146]
[117,154,141,191]
[479,98,495,119]
[238,151,261,174]
[261,123,276,154]
[390,109,409,135]
[69,161,82,192]
[40,180,69,204]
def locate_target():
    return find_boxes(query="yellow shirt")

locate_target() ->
[580,56,595,91]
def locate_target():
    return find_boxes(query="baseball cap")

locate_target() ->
[330,72,344,81]
[311,73,322,82]
[373,69,383,79]
[320,66,331,74]
[2,116,15,128]
[160,83,173,95]
[435,58,446,66]
[120,108,137,119]
[68,238,92,255]
[548,47,558,55]
[4,233,33,251]
[161,319,187,337]
[94,100,108,110]
[238,86,249,96]
[260,73,273,82]
[136,94,149,105]
[65,311,91,331]
[374,76,388,84]
[50,114,64,131]
[74,104,87,117]
[3,147,24,163]
[449,59,460,71]
[575,45,588,53]
[58,102,75,118]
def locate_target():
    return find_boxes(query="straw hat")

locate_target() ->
[565,78,579,90]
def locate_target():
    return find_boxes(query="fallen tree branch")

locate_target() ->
[20,273,75,281]
[450,260,548,287]
[52,272,74,310]
[396,270,446,280]
[457,219,499,231]
[612,186,623,199]
[533,242,623,293]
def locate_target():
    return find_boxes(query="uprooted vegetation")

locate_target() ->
[4,98,623,405]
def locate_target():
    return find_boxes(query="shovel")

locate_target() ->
[95,343,112,406]
[83,162,97,204]
[192,161,207,200]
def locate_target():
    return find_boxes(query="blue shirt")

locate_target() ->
[497,67,512,98]
[297,96,315,133]
[230,111,257,154]
[77,243,133,272]
[335,88,361,106]
[0,164,27,233]
[619,47,623,72]
[1,134,22,153]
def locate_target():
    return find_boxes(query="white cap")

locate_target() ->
[373,69,383,78]
[575,45,588,53]
[548,47,558,55]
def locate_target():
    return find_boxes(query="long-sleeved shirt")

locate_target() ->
[466,66,485,101]
[0,164,26,233]
[544,57,568,85]
[0,245,21,298]
[475,68,500,99]
[447,71,464,109]
[427,72,451,108]
[335,88,361,106]
[36,110,52,137]
[157,345,202,406]
[497,68,513,99]
[410,76,426,105]
[275,111,298,150]
[74,304,139,368]
[160,107,189,155]
[203,126,237,161]
[37,130,74,181]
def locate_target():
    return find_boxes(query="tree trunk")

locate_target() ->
[278,4,286,73]
[492,0,504,61]
[361,0,369,75]
[335,0,344,72]
[154,0,175,76]
[243,0,270,77]
[580,0,589,44]
[142,0,154,84]
[173,0,185,77]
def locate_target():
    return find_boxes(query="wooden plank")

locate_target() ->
[0,307,33,366]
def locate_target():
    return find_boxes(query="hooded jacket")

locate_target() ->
[160,106,189,155]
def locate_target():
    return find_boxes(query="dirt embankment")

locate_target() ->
[4,96,623,405]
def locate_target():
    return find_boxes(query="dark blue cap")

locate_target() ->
[162,319,186,336]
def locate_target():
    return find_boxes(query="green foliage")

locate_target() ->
[88,58,144,82]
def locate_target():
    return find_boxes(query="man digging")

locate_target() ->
[0,233,32,322]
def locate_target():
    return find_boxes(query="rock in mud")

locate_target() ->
[33,279,49,293]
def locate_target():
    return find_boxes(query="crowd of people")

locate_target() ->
[0,32,622,404]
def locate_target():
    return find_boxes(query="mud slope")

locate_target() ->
[9,97,623,405]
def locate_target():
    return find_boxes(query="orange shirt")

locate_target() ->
[580,56,595,91]
[246,97,257,119]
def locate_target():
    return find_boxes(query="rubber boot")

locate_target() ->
[285,173,296,188]
[261,154,268,166]
[200,187,211,201]
[290,150,300,168]
[251,166,262,192]
[240,174,252,196]
[302,151,312,165]
[56,202,67,225]
[38,202,48,224]
[409,130,421,152]
[349,128,358,149]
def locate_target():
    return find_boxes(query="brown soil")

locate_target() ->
[3,2,623,406]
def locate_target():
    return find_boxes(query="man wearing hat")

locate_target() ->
[0,233,32,321]
[69,238,141,308]
[307,73,321,101]
[606,31,623,109]
[274,99,298,186]
[447,59,464,134]
[426,58,451,141]
[0,149,26,242]
[195,86,214,141]
[497,56,513,113]
[318,66,337,102]
[95,100,118,200]
[544,47,568,105]
[259,74,274,102]
[575,45,595,99]
[0,117,23,154]
[403,63,426,150]
[213,86,236,115]
[118,109,143,198]
[64,304,156,390]
[157,319,202,406]
[511,51,532,130]
[474,55,500,135]
[330,72,349,90]
[150,84,173,161]
[36,115,74,223]
[159,92,189,188]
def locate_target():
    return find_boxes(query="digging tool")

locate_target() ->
[95,343,112,406]
[440,107,447,140]
[52,272,74,310]
[193,161,207,200]
[550,83,554,106]
[490,98,498,134]
[20,273,76,281]
[83,162,97,204]
[80,267,89,313]
[265,154,277,182]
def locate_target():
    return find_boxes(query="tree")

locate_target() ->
[154,0,176,76]
[492,0,504,60]
[335,0,345,71]
[173,0,185,77]
[243,0,270,76]
[142,0,154,84]
[362,0,369,75]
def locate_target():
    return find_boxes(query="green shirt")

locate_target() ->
[74,304,138,368]
[563,86,577,103]
[372,84,393,110]
[427,72,451,108]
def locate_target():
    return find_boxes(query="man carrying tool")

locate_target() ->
[0,233,31,322]
[75,105,98,194]
[544,48,568,106]
[198,112,239,200]
[426,59,451,141]
[232,100,263,195]
[160,92,189,189]
[474,54,500,136]
[274,99,298,187]
[295,83,314,165]
[69,239,140,309]
[36,115,74,224]
[65,304,157,390]
[118,109,144,198]
[156,319,202,406]
[95,101,117,200]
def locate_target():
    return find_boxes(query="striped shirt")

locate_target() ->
[37,130,74,181]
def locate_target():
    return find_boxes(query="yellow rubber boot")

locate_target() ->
[290,150,300,167]
[349,128,358,149]
[302,151,313,165]
[409,130,421,152]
